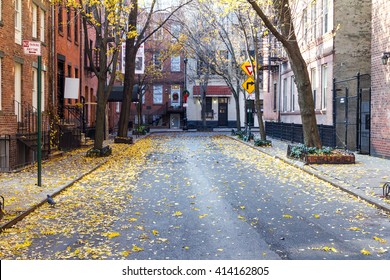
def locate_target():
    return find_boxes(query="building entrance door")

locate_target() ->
[170,114,180,129]
[218,98,228,126]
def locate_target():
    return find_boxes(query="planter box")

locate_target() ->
[114,137,133,144]
[287,144,355,164]
[304,153,355,164]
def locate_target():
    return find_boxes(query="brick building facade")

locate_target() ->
[0,0,50,171]
[371,0,390,158]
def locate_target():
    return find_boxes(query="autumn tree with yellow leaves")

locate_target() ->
[50,0,136,151]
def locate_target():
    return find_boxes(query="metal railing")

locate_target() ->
[265,121,336,147]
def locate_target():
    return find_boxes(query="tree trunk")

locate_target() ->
[94,79,106,150]
[247,0,322,148]
[118,0,138,137]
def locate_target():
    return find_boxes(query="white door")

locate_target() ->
[14,63,22,121]
[170,114,180,129]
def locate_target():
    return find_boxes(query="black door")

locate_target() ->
[218,98,228,126]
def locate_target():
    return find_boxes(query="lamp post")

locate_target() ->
[183,57,188,130]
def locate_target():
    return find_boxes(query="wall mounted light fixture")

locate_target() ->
[381,52,390,65]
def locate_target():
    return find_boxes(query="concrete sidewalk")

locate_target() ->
[1,130,389,231]
[237,133,390,213]
[0,136,146,230]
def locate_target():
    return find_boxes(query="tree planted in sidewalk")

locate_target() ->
[50,0,136,151]
[245,0,321,148]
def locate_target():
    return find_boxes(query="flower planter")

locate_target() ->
[304,153,355,164]
[114,137,133,144]
[287,144,355,164]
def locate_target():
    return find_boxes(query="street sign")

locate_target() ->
[23,40,41,55]
[240,61,256,76]
[242,76,255,94]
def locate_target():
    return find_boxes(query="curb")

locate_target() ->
[227,135,390,214]
[0,136,149,231]
[0,161,107,231]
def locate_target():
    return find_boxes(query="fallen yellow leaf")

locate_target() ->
[360,249,371,255]
[283,214,293,219]
[132,245,144,252]
[199,214,208,219]
[373,236,387,244]
[173,211,183,217]
[152,230,159,236]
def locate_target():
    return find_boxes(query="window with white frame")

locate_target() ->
[41,70,45,112]
[32,4,38,38]
[321,64,328,109]
[153,25,163,40]
[153,85,163,104]
[14,63,22,121]
[282,78,288,112]
[116,102,120,113]
[171,56,180,72]
[40,9,45,42]
[290,76,296,112]
[311,68,317,109]
[153,52,163,71]
[322,0,329,34]
[15,0,22,44]
[0,0,2,22]
[310,1,317,40]
[32,68,38,110]
[302,8,308,43]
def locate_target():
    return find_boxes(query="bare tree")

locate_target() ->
[246,0,321,147]
[117,0,193,137]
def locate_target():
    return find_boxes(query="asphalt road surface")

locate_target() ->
[1,134,389,260]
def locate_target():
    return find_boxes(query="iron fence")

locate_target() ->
[265,122,336,147]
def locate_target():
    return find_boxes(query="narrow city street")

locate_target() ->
[1,134,389,260]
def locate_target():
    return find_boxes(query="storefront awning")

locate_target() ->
[193,85,232,96]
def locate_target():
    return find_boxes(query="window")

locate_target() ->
[171,56,180,72]
[273,83,277,111]
[116,102,120,113]
[290,76,296,112]
[153,52,162,71]
[282,78,288,112]
[302,8,308,43]
[58,5,63,33]
[322,0,329,34]
[171,23,181,40]
[32,4,38,38]
[153,25,163,40]
[0,0,2,22]
[153,85,163,104]
[15,0,22,44]
[311,1,317,40]
[74,12,78,43]
[32,68,38,110]
[14,63,22,121]
[321,64,328,109]
[311,68,317,109]
[40,9,45,42]
[67,8,71,39]
[41,70,45,112]
[206,97,212,115]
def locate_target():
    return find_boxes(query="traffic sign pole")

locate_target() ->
[37,55,42,187]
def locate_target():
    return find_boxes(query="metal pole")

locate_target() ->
[37,55,42,186]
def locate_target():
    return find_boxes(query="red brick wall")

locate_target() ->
[371,0,390,158]
[0,0,50,169]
